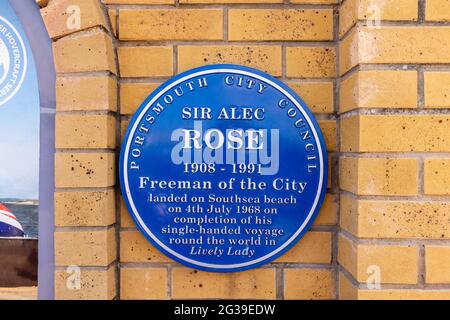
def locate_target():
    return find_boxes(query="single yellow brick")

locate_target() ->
[53,30,117,74]
[55,190,116,227]
[339,27,359,75]
[120,82,162,115]
[228,9,333,41]
[120,119,130,139]
[340,72,359,112]
[339,0,358,38]
[425,246,450,284]
[108,9,117,36]
[338,272,358,300]
[275,232,332,264]
[313,194,338,226]
[288,81,334,114]
[56,114,116,149]
[357,289,450,300]
[339,115,359,153]
[424,159,450,195]
[120,230,171,263]
[358,26,450,64]
[55,228,116,266]
[424,72,450,108]
[341,115,450,152]
[340,0,418,37]
[339,235,418,284]
[339,194,359,236]
[55,266,116,300]
[118,46,173,78]
[177,45,282,76]
[359,0,418,22]
[120,268,168,300]
[181,0,281,3]
[426,0,450,21]
[172,268,276,299]
[119,9,223,41]
[55,153,116,188]
[41,0,108,39]
[337,234,357,276]
[340,195,450,239]
[340,70,418,112]
[284,268,335,300]
[103,0,174,4]
[286,47,336,78]
[120,197,135,228]
[56,76,117,112]
[318,120,337,151]
[340,157,418,196]
[339,158,359,193]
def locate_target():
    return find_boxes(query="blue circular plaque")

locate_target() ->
[120,65,328,272]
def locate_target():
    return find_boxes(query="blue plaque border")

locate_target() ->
[120,64,328,272]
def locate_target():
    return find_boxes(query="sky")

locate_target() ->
[0,2,39,200]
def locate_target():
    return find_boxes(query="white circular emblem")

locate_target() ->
[0,16,27,107]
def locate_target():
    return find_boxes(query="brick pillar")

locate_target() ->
[115,1,339,300]
[40,0,118,299]
[338,0,450,299]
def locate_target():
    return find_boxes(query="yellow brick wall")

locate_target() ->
[39,0,450,300]
[338,0,450,300]
[113,0,339,300]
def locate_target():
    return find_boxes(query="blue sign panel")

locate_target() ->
[120,65,328,272]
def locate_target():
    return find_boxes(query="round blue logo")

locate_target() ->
[0,16,27,107]
[120,65,328,272]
